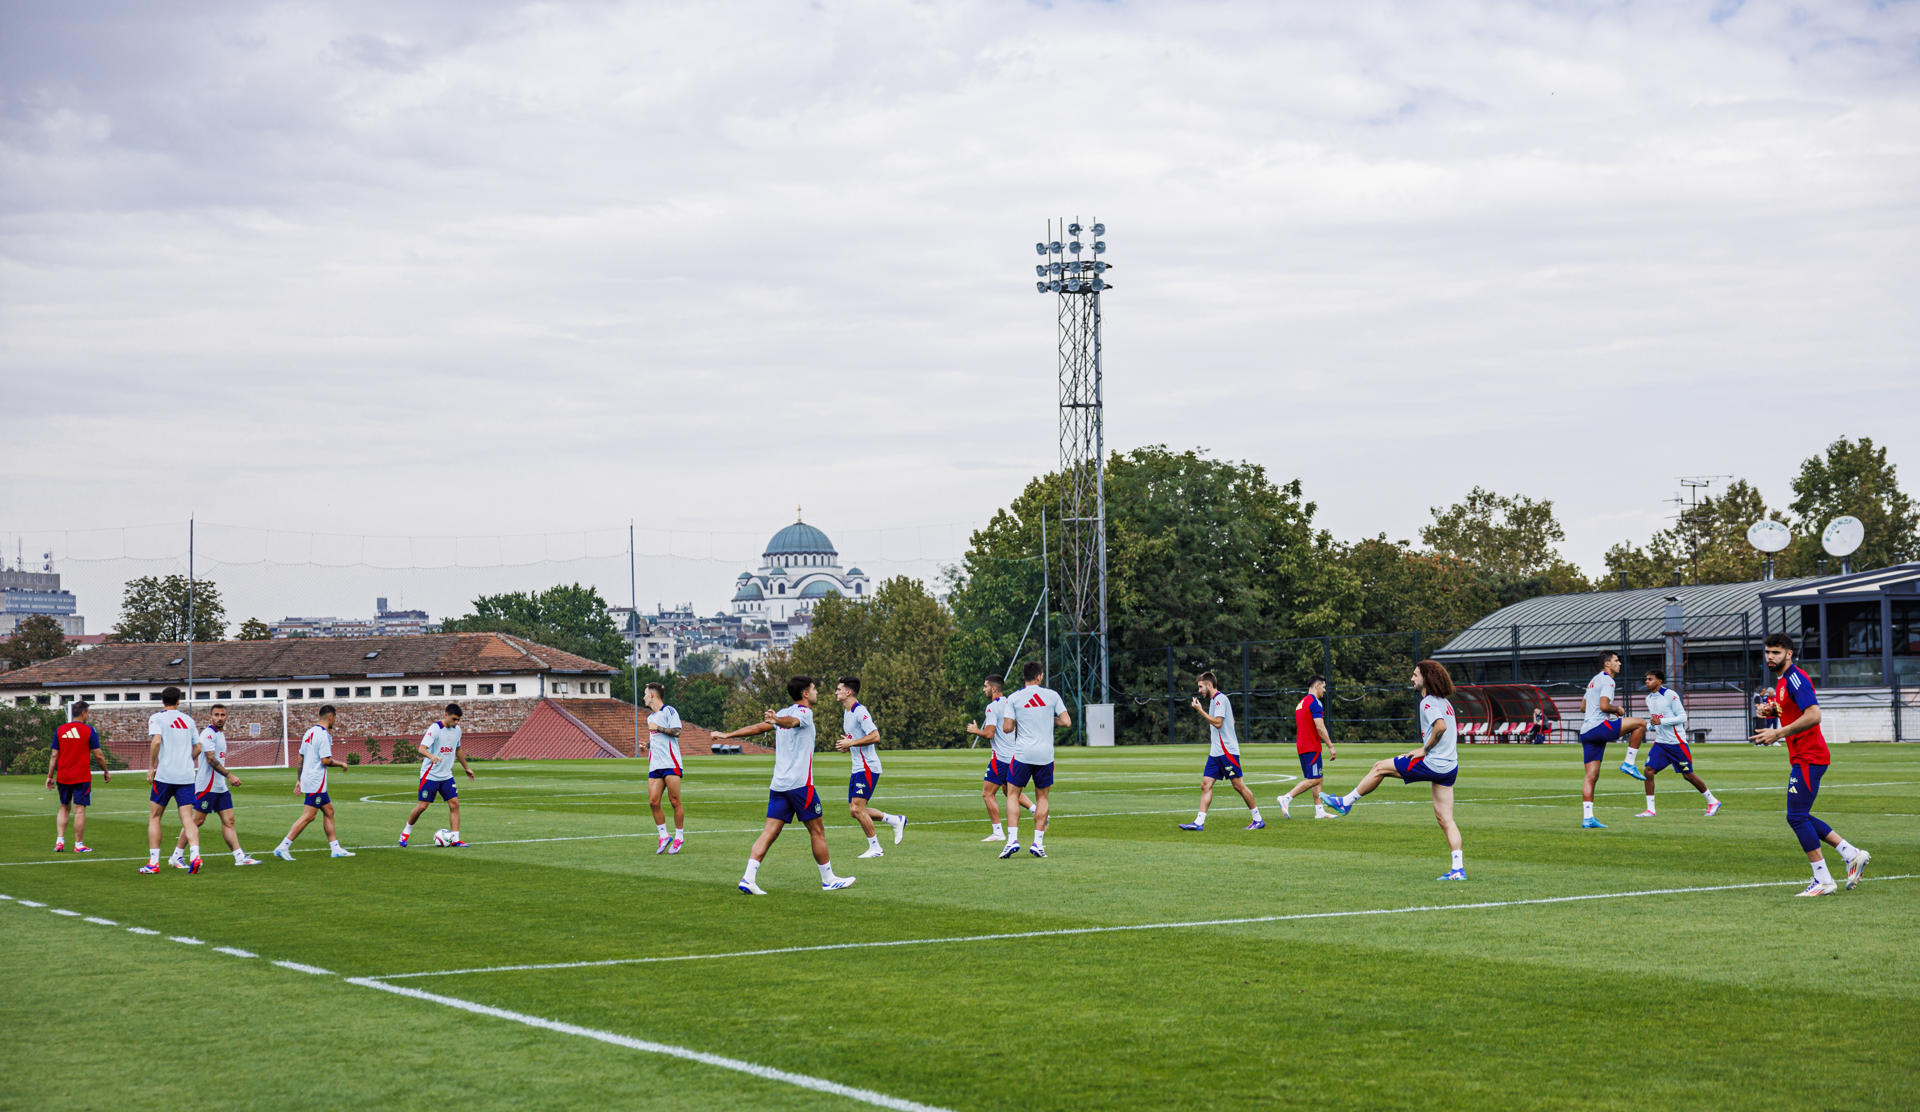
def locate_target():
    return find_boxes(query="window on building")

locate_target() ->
[381,686,397,697]
[335,687,350,698]
[216,690,232,700]
[451,684,467,695]
[149,692,162,700]
[15,697,29,707]
[429,684,444,696]
[105,693,120,702]
[82,694,96,702]
[356,686,371,697]
[240,690,257,700]
[554,682,568,694]
[500,683,517,695]
[478,684,494,695]
[309,688,324,699]
[262,689,279,698]
[37,695,52,705]
[60,695,73,705]
[403,685,419,697]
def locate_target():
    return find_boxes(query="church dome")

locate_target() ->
[732,581,764,601]
[765,520,836,558]
[798,580,841,599]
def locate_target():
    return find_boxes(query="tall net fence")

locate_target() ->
[70,699,291,770]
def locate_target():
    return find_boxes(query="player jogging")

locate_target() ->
[1322,660,1466,880]
[1751,634,1870,896]
[1578,651,1650,828]
[140,687,203,874]
[968,674,1035,843]
[713,676,855,894]
[834,677,905,858]
[643,683,687,855]
[273,706,353,861]
[47,700,111,854]
[171,704,257,867]
[998,661,1070,859]
[400,704,474,848]
[1179,671,1263,830]
[1278,676,1337,819]
[1634,670,1721,819]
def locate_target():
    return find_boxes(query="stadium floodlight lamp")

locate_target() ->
[1092,260,1109,272]
[1046,260,1061,275]
[1048,279,1062,293]
[1035,242,1047,255]
[1048,240,1063,254]
[1067,222,1083,236]
[1090,277,1106,291]
[1068,240,1082,254]
[1035,264,1047,277]
[1036,280,1049,293]
[1067,260,1082,273]
[1091,222,1105,236]
[1092,240,1106,254]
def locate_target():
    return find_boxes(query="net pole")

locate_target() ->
[186,516,195,702]
[629,520,641,760]
[281,700,289,767]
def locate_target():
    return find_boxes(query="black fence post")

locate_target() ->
[1322,636,1332,693]
[1165,646,1177,746]
[1510,624,1521,682]
[1620,618,1633,715]
[1740,611,1752,735]
[1240,640,1252,741]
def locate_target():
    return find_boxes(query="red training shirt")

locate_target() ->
[1774,665,1830,766]
[52,722,100,785]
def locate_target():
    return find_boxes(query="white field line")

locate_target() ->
[83,916,117,926]
[49,908,80,916]
[213,946,257,958]
[369,873,1920,982]
[272,960,333,976]
[169,936,204,945]
[351,775,1306,807]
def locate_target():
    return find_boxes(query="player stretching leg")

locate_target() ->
[1577,651,1649,828]
[400,704,475,848]
[48,700,111,854]
[1180,672,1263,830]
[1322,660,1465,880]
[835,677,904,858]
[999,662,1070,859]
[714,676,854,894]
[1752,635,1869,896]
[140,688,203,875]
[970,674,1034,842]
[1278,676,1337,819]
[173,704,257,866]
[643,684,687,854]
[1634,671,1720,818]
[274,706,353,861]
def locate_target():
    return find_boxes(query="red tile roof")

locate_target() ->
[549,698,766,756]
[495,698,767,760]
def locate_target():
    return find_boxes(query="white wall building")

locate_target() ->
[731,514,871,624]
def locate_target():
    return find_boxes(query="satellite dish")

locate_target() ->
[1822,516,1864,558]
[1746,520,1791,554]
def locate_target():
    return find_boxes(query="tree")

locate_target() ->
[3,615,71,671]
[1781,437,1919,574]
[0,703,65,773]
[1604,479,1775,589]
[853,578,959,748]
[441,584,628,668]
[110,575,227,643]
[237,617,272,641]
[1421,487,1590,601]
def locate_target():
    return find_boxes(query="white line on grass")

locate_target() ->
[18,899,44,907]
[84,916,117,926]
[344,977,955,1112]
[272,960,333,976]
[213,946,256,958]
[49,908,80,916]
[126,926,159,935]
[169,936,204,946]
[370,873,1919,981]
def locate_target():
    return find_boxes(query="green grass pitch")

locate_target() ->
[1,744,1914,1111]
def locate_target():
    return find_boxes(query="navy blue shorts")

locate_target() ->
[1202,753,1244,780]
[1297,751,1324,779]
[1646,742,1693,775]
[983,755,1012,785]
[647,768,681,780]
[849,771,879,801]
[767,787,823,824]
[1580,720,1622,762]
[56,783,92,807]
[151,781,194,808]
[1787,761,1826,816]
[418,777,457,802]
[1008,760,1054,790]
[302,791,332,809]
[1393,755,1457,787]
[193,790,234,814]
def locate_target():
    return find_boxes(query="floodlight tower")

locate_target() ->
[1031,218,1112,716]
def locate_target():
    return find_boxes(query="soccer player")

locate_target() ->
[642,683,687,855]
[998,661,1070,859]
[171,703,258,867]
[1180,671,1263,830]
[1751,634,1870,896]
[1577,651,1650,828]
[968,674,1034,843]
[400,704,475,848]
[713,676,855,894]
[834,677,905,858]
[1322,660,1466,880]
[1634,670,1721,819]
[273,705,353,861]
[1277,676,1337,819]
[47,700,111,853]
[140,687,203,874]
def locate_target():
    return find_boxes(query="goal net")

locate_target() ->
[72,698,292,770]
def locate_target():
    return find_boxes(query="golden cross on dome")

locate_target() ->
[796,505,804,522]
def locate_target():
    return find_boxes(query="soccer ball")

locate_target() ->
[432,829,454,847]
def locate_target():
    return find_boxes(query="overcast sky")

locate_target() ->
[4,0,1917,629]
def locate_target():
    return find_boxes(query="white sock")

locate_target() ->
[1193,811,1207,825]
[867,836,881,850]
[233,847,247,862]
[1341,792,1359,808]
[149,849,161,865]
[1624,747,1639,765]
[1034,830,1045,847]
[818,862,835,883]
[1834,839,1858,863]
[1702,791,1718,805]
[403,823,413,835]
[1811,858,1834,885]
[277,838,292,851]
[744,858,760,881]
[1643,798,1655,813]
[449,829,459,838]
[1450,849,1464,871]
[990,824,1004,838]
[328,840,342,851]
[1582,801,1595,820]
[876,812,895,824]
[657,824,669,837]
[168,847,183,861]
[673,828,684,840]
[1249,808,1263,822]
[1007,825,1019,842]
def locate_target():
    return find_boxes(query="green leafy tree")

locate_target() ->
[0,703,65,773]
[1780,437,1918,574]
[110,575,227,643]
[1422,487,1591,602]
[1604,479,1776,589]
[442,584,628,668]
[852,578,959,748]
[676,650,721,675]
[236,617,272,641]
[726,648,798,732]
[3,615,71,670]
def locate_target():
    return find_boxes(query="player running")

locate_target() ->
[1277,676,1337,819]
[1634,670,1721,819]
[1751,634,1870,896]
[171,704,258,867]
[969,674,1035,843]
[999,661,1070,859]
[713,676,855,894]
[1578,651,1649,828]
[141,688,203,874]
[47,700,111,854]
[273,706,353,861]
[1322,660,1466,880]
[643,683,687,855]
[399,704,474,848]
[834,677,905,858]
[1179,671,1263,830]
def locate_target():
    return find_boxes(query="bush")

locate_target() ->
[7,745,50,777]
[0,704,65,770]
[346,751,361,766]
[391,736,417,765]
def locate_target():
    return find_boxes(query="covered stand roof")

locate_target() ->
[1437,578,1821,660]
[1757,563,1920,606]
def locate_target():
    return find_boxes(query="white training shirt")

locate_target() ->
[418,721,462,781]
[1002,684,1066,766]
[193,726,228,795]
[1417,695,1459,773]
[1207,692,1240,757]
[843,702,881,776]
[1645,687,1688,746]
[297,725,333,794]
[984,694,1015,763]
[148,709,199,785]
[647,705,684,774]
[1581,671,1618,732]
[767,703,816,792]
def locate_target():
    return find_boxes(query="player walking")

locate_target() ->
[713,676,855,894]
[141,688,203,874]
[400,704,474,848]
[969,674,1034,843]
[1634,670,1721,818]
[834,677,905,858]
[273,706,353,861]
[1322,660,1466,880]
[47,700,110,854]
[642,683,687,855]
[1278,676,1337,819]
[999,662,1070,859]
[1179,671,1263,830]
[1751,634,1870,896]
[171,704,258,867]
[1578,651,1649,828]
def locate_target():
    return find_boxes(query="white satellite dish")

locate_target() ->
[1822,516,1864,558]
[1746,520,1791,554]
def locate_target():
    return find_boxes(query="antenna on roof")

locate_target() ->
[1665,476,1731,586]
